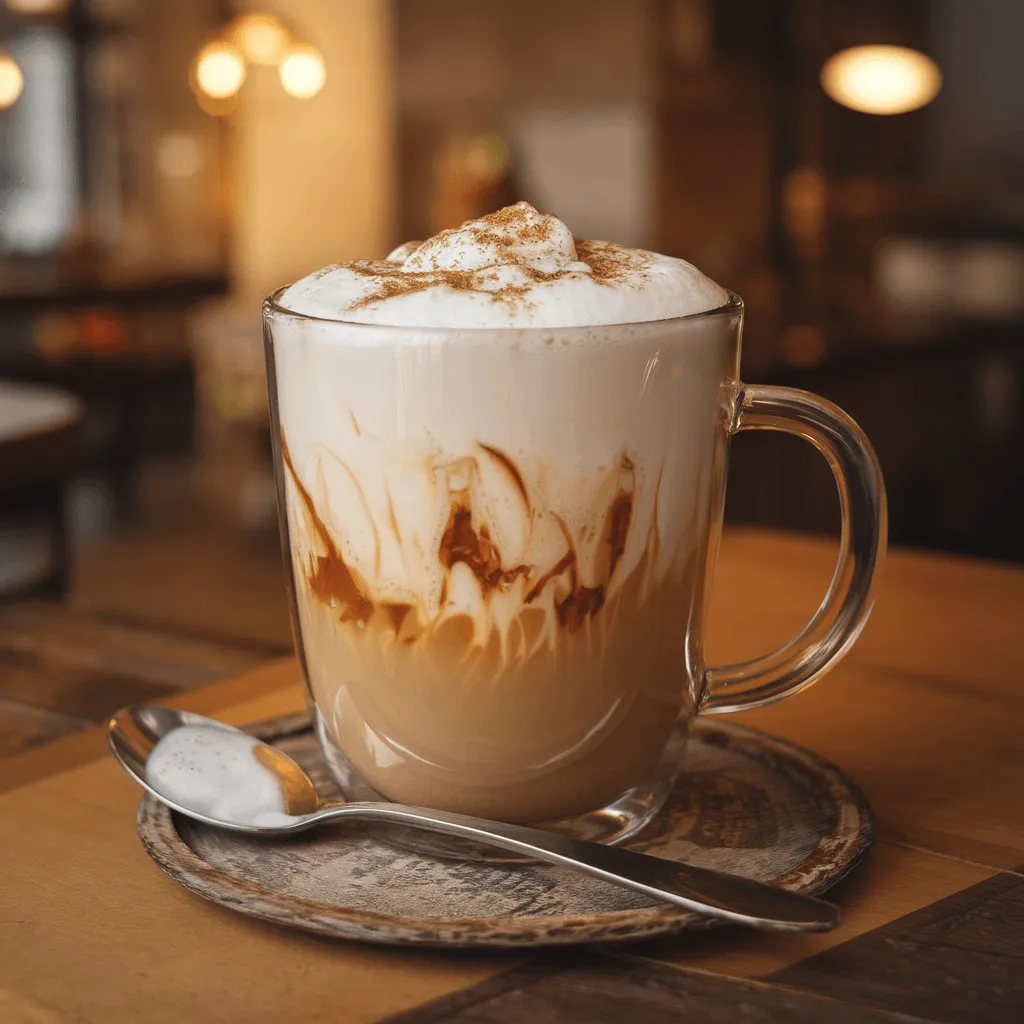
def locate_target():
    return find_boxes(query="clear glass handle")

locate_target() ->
[702,384,887,714]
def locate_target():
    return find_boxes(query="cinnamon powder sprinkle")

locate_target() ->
[343,203,650,312]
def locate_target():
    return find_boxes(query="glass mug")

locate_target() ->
[263,291,885,844]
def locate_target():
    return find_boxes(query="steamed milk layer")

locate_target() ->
[273,204,734,822]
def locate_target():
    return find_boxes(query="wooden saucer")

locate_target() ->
[137,713,872,948]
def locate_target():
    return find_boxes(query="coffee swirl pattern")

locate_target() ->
[271,202,734,822]
[283,433,650,674]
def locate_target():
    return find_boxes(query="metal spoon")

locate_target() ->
[108,705,839,932]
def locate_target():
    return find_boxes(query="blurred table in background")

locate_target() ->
[0,379,82,598]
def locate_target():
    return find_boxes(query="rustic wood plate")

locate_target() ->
[136,713,872,948]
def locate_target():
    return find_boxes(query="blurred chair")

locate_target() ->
[0,379,83,598]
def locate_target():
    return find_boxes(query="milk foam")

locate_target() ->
[146,724,288,826]
[279,202,729,328]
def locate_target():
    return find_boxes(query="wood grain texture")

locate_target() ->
[0,648,177,720]
[0,695,88,754]
[0,600,269,689]
[771,871,1024,1023]
[74,525,293,649]
[0,529,1021,1023]
[135,715,871,948]
[0,748,521,1024]
[0,658,302,794]
[631,840,995,981]
[0,600,273,760]
[389,870,1024,1022]
[382,953,932,1024]
[707,529,1024,873]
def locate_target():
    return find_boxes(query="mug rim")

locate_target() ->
[262,284,744,336]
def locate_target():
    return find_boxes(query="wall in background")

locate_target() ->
[930,0,1024,178]
[231,0,395,299]
[394,0,657,247]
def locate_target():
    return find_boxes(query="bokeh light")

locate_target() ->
[230,13,289,66]
[465,132,511,181]
[154,132,203,179]
[3,0,69,13]
[0,53,24,109]
[821,45,941,115]
[279,44,325,99]
[194,41,246,100]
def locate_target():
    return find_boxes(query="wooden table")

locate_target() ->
[2,528,1022,1023]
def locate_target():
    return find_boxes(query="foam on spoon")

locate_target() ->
[280,202,729,328]
[146,724,298,828]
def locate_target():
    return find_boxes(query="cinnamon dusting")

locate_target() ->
[340,202,651,313]
[575,239,651,286]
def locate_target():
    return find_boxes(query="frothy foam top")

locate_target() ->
[279,202,729,328]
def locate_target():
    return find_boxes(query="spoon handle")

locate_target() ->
[319,801,838,932]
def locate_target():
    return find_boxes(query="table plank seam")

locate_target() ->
[0,694,89,727]
[0,611,281,664]
[840,660,1024,707]
[882,837,1024,880]
[767,870,1024,1024]
[375,959,565,1023]
[601,949,944,1023]
[69,604,293,659]
[378,949,944,1024]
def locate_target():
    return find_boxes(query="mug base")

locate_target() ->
[312,708,688,862]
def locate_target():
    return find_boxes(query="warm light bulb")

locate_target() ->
[194,41,246,100]
[4,0,69,13]
[0,53,24,109]
[230,13,289,66]
[279,44,325,99]
[821,45,941,115]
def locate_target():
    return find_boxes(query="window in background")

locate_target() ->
[0,27,77,255]
[0,0,228,278]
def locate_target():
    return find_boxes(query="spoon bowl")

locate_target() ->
[108,705,322,833]
[109,705,841,933]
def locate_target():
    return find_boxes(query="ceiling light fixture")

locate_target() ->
[821,45,941,115]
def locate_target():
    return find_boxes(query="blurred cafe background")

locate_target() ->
[1,0,1022,642]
